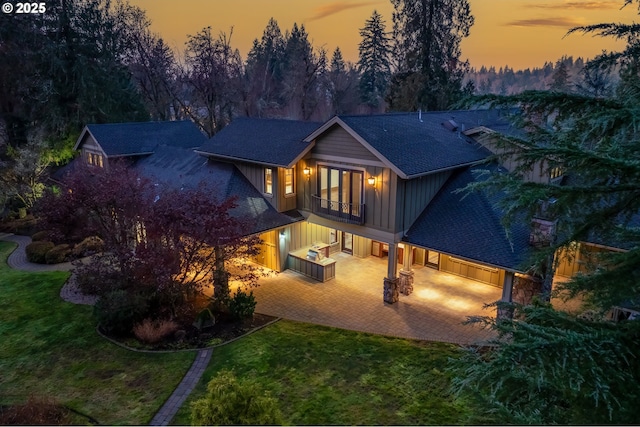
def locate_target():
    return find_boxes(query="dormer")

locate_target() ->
[74,121,207,170]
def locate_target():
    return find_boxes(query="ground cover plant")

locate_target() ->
[173,320,504,425]
[0,241,195,425]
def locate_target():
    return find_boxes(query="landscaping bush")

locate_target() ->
[45,244,71,264]
[31,230,50,241]
[0,214,39,235]
[71,236,104,258]
[25,241,54,264]
[0,395,71,425]
[133,318,179,344]
[228,289,257,321]
[190,370,282,426]
[94,290,149,336]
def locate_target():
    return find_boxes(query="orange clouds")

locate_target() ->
[505,17,586,27]
[307,1,379,21]
[525,1,621,10]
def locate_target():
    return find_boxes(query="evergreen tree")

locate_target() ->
[327,47,359,115]
[244,18,287,117]
[357,10,392,109]
[549,57,571,92]
[281,23,323,120]
[0,0,149,212]
[452,1,640,424]
[387,0,474,111]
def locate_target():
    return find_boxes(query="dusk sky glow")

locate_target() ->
[128,0,636,70]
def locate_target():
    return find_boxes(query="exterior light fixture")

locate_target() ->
[367,176,376,186]
[303,167,311,176]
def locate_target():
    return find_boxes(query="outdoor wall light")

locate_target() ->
[303,167,311,176]
[367,176,376,186]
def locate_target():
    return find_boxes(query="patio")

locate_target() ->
[251,252,503,345]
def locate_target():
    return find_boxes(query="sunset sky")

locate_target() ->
[128,0,637,70]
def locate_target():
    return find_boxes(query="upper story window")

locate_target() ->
[86,151,104,168]
[313,165,365,224]
[264,168,273,195]
[318,166,363,212]
[285,168,294,195]
[549,166,563,182]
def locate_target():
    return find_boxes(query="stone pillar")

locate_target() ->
[384,243,399,304]
[398,244,414,295]
[383,277,399,304]
[497,271,515,319]
[399,271,414,295]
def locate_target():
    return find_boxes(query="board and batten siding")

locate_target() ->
[312,125,380,163]
[277,167,297,211]
[352,235,372,258]
[395,171,452,232]
[289,222,338,252]
[300,157,398,233]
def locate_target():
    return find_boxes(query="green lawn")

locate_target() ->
[0,241,195,425]
[173,320,499,425]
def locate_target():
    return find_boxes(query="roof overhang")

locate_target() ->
[195,150,289,169]
[401,238,526,274]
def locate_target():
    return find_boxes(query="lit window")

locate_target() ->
[550,166,563,180]
[285,168,294,195]
[264,168,273,195]
[87,152,104,168]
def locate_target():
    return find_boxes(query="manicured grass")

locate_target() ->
[0,241,195,425]
[173,320,497,425]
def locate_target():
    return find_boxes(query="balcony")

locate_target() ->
[312,195,365,225]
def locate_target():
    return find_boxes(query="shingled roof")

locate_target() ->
[134,145,299,234]
[196,117,321,167]
[404,164,532,271]
[75,121,208,157]
[308,110,513,178]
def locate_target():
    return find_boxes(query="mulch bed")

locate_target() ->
[103,313,278,352]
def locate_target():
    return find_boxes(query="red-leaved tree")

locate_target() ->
[38,161,261,323]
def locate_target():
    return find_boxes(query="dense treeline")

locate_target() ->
[0,0,623,213]
[465,55,619,96]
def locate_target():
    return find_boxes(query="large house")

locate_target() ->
[71,111,614,314]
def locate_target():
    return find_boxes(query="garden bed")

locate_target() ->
[102,313,278,351]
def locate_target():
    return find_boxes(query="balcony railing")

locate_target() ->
[311,195,365,225]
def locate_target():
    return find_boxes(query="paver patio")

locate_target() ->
[251,252,502,345]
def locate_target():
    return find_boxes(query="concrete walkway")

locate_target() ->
[150,349,213,426]
[0,233,75,272]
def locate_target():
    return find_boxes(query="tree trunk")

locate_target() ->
[213,245,230,306]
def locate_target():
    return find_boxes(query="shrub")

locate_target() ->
[25,241,54,264]
[0,214,39,235]
[31,230,50,241]
[94,290,149,336]
[0,395,71,425]
[133,319,179,344]
[45,244,71,264]
[193,308,216,331]
[190,370,282,426]
[228,289,257,320]
[71,236,104,258]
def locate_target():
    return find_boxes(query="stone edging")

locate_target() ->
[95,317,282,354]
